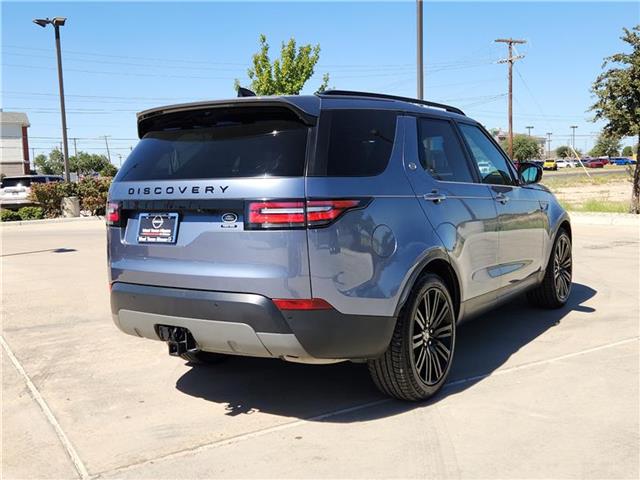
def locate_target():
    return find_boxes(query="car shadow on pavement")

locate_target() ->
[175,283,596,421]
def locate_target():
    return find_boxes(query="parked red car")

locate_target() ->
[584,158,605,168]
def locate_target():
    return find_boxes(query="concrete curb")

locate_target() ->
[1,216,103,227]
[569,212,640,226]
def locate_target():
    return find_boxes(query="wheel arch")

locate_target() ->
[394,251,462,322]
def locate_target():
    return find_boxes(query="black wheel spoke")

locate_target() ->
[415,309,426,330]
[433,323,452,338]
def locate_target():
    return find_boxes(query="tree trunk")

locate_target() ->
[632,135,640,214]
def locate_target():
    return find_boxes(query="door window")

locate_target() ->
[458,123,515,185]
[417,118,474,183]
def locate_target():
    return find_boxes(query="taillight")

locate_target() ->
[248,201,306,229]
[306,199,362,226]
[273,298,333,311]
[106,202,121,226]
[246,199,367,230]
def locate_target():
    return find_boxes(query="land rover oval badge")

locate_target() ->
[222,212,238,223]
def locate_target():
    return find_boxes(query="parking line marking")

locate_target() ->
[446,336,639,388]
[1,335,90,479]
[99,336,639,477]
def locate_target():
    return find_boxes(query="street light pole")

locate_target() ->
[34,17,70,182]
[416,0,424,100]
[570,125,578,150]
[526,126,534,136]
[546,132,552,158]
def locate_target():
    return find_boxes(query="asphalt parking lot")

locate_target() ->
[2,218,639,479]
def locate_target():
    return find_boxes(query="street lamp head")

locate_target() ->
[33,18,50,27]
[33,17,66,27]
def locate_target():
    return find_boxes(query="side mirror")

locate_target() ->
[518,162,543,184]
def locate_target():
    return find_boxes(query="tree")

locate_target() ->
[589,133,622,157]
[500,134,541,161]
[70,151,110,176]
[235,34,329,95]
[555,145,582,158]
[622,145,634,156]
[34,148,64,175]
[590,25,640,213]
[99,163,118,177]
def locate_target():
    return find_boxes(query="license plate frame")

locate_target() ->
[137,212,179,244]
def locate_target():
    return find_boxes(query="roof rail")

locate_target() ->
[319,90,466,116]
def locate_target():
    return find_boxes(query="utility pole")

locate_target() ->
[33,17,70,182]
[117,154,123,167]
[416,0,424,99]
[495,38,526,160]
[104,135,112,163]
[72,137,78,158]
[526,126,534,136]
[546,132,552,158]
[570,125,578,150]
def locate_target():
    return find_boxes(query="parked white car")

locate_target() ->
[0,175,62,208]
[556,159,576,168]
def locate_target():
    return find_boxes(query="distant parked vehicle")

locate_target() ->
[584,159,605,168]
[543,159,558,170]
[477,160,492,175]
[0,175,63,209]
[611,157,632,166]
[556,159,575,168]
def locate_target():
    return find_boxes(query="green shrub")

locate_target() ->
[29,182,75,217]
[77,177,111,215]
[17,206,44,220]
[29,178,112,217]
[0,209,20,222]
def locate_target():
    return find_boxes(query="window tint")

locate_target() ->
[458,123,515,185]
[417,118,473,183]
[314,109,397,176]
[115,108,308,181]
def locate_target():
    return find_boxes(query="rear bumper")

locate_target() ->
[110,282,396,362]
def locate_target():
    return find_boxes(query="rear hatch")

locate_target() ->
[107,103,316,299]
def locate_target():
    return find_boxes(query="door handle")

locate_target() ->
[495,193,509,204]
[424,192,447,203]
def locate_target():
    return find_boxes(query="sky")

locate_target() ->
[1,1,637,164]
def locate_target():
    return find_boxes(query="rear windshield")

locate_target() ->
[312,109,398,176]
[1,177,46,188]
[116,107,309,181]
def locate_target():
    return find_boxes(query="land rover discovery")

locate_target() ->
[107,90,572,401]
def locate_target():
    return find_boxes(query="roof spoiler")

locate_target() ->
[136,97,318,138]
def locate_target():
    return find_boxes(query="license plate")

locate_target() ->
[137,213,179,244]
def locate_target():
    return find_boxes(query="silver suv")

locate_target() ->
[107,91,572,401]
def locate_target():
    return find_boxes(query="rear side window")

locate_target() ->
[115,107,308,181]
[313,109,397,176]
[417,118,474,183]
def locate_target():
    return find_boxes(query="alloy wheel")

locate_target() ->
[553,235,572,301]
[411,287,454,386]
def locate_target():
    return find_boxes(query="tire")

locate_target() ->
[180,350,227,364]
[368,274,456,401]
[527,229,572,309]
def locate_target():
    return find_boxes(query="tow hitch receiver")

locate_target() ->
[156,325,198,356]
